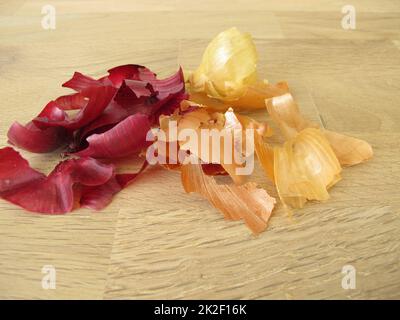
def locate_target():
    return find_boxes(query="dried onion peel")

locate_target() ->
[266,93,373,166]
[181,161,276,234]
[189,27,258,101]
[158,102,274,186]
[0,28,374,235]
[1,64,184,214]
[273,128,342,208]
[188,28,289,110]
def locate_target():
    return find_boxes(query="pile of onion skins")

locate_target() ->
[0,28,373,234]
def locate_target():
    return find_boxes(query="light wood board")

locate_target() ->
[0,0,399,299]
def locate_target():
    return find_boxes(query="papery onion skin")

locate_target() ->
[77,100,129,144]
[34,85,117,130]
[228,81,289,110]
[62,71,103,92]
[115,68,186,125]
[266,93,317,140]
[188,27,289,110]
[8,65,185,155]
[188,80,289,112]
[0,147,44,194]
[160,102,272,184]
[80,160,148,210]
[0,31,374,235]
[73,114,152,159]
[189,27,258,101]
[235,113,275,181]
[77,70,186,144]
[323,130,373,167]
[181,161,276,234]
[104,64,157,87]
[54,93,88,110]
[254,130,275,182]
[0,147,148,213]
[2,64,184,215]
[7,121,67,153]
[164,103,247,184]
[0,147,114,214]
[274,128,342,208]
[7,101,69,153]
[266,93,373,166]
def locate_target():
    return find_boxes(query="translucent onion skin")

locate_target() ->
[254,131,275,182]
[1,24,374,233]
[274,128,342,208]
[181,162,276,234]
[266,93,316,139]
[188,81,289,112]
[163,107,245,183]
[228,80,289,110]
[160,103,275,185]
[2,64,185,214]
[226,108,273,184]
[189,27,258,101]
[323,130,373,167]
[266,93,373,166]
[234,112,275,182]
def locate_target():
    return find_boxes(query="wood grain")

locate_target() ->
[0,0,399,299]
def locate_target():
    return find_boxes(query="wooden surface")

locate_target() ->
[0,0,399,299]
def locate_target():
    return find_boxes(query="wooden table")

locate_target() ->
[0,0,399,299]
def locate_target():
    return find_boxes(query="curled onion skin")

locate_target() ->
[266,93,373,166]
[181,161,276,234]
[0,34,373,235]
[73,114,152,159]
[189,27,258,101]
[159,102,265,185]
[0,147,114,213]
[10,65,185,155]
[236,113,274,181]
[7,101,69,153]
[323,130,373,167]
[188,81,289,112]
[274,128,342,208]
[7,121,67,153]
[33,84,117,130]
[0,147,148,213]
[80,160,148,210]
[188,28,289,110]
